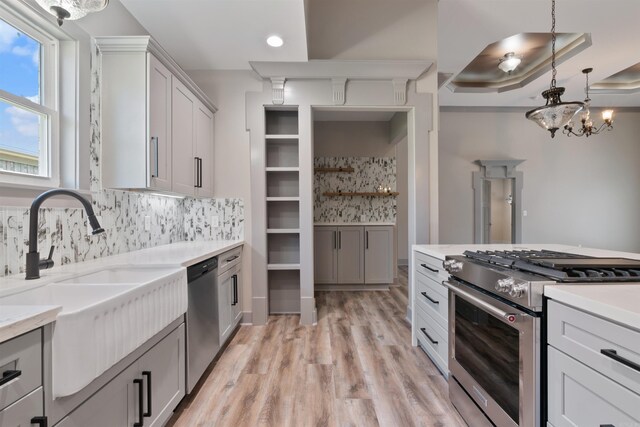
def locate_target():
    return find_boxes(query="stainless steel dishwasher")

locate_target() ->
[186,256,219,393]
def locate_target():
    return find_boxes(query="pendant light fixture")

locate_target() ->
[525,0,584,138]
[35,0,109,26]
[563,68,614,137]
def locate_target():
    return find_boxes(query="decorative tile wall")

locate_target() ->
[0,44,243,277]
[314,157,396,223]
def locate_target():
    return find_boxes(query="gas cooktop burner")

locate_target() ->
[462,249,640,282]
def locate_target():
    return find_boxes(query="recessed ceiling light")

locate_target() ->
[267,35,284,48]
[498,52,522,74]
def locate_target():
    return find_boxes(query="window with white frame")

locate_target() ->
[0,8,58,184]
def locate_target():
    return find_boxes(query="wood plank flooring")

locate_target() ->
[169,267,466,427]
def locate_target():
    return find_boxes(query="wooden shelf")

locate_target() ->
[267,197,300,202]
[314,167,354,173]
[267,263,301,271]
[266,167,300,172]
[267,229,301,234]
[323,192,399,197]
[265,134,298,139]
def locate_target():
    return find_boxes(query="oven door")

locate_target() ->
[444,278,541,427]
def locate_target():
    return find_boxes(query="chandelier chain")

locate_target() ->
[550,0,557,89]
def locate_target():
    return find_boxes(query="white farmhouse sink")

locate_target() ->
[0,265,187,397]
[57,265,182,285]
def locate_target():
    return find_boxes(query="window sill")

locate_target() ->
[0,182,92,208]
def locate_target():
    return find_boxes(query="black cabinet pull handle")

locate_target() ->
[421,263,438,273]
[599,425,615,427]
[226,255,239,262]
[366,231,369,249]
[142,371,152,418]
[420,292,439,304]
[133,378,144,427]
[231,274,238,306]
[0,369,21,386]
[30,416,48,427]
[601,349,640,372]
[420,328,438,345]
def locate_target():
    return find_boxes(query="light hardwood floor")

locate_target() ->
[169,267,466,427]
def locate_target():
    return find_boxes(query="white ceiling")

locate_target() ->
[438,0,640,107]
[119,0,308,70]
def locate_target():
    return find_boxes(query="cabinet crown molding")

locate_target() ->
[94,36,217,113]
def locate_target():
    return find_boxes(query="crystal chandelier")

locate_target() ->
[525,0,584,138]
[563,68,614,137]
[35,0,109,26]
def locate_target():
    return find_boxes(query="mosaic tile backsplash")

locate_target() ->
[314,157,396,223]
[0,44,243,277]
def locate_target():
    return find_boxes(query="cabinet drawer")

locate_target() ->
[415,273,448,329]
[0,329,42,411]
[0,387,43,425]
[415,306,448,376]
[548,300,640,395]
[415,251,448,282]
[218,246,242,274]
[548,346,640,427]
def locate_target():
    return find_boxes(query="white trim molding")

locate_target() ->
[331,78,347,105]
[393,78,408,105]
[270,77,286,105]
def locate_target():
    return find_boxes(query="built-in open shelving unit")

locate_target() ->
[265,108,301,314]
[323,191,400,197]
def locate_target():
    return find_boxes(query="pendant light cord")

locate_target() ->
[550,0,557,90]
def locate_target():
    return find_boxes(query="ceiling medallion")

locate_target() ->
[525,0,584,138]
[498,52,522,74]
[35,0,109,26]
[563,68,614,137]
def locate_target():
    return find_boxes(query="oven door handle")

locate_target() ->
[442,280,519,323]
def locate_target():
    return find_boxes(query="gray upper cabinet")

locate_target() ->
[96,36,217,197]
[337,226,365,284]
[364,226,393,284]
[314,227,337,284]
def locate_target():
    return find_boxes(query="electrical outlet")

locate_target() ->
[360,214,368,222]
[523,210,528,217]
[211,215,220,228]
[144,216,151,231]
[87,215,103,235]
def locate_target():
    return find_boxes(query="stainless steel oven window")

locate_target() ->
[446,279,541,427]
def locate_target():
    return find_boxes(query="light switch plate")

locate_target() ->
[211,215,220,228]
[144,216,151,231]
[523,210,528,217]
[87,215,103,235]
[360,214,368,222]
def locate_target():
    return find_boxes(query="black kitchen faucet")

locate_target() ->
[25,189,105,280]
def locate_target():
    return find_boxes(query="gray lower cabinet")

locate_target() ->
[314,227,337,284]
[56,323,185,427]
[0,388,43,426]
[315,225,393,285]
[547,300,640,426]
[218,247,243,345]
[364,226,393,284]
[337,226,365,284]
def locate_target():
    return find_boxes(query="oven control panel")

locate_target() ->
[495,277,528,298]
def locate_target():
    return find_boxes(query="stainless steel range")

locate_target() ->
[443,249,640,427]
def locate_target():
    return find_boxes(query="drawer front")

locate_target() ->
[218,246,242,274]
[548,346,640,427]
[415,273,448,329]
[415,306,448,376]
[415,251,448,282]
[0,387,43,425]
[0,329,42,411]
[548,300,640,395]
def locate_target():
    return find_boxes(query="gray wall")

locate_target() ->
[314,121,395,157]
[439,110,640,252]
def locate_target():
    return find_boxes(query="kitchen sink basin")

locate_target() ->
[0,265,188,397]
[56,265,182,285]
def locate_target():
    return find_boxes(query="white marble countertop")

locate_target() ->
[0,305,61,343]
[315,222,395,226]
[412,243,640,261]
[545,285,640,332]
[0,239,243,343]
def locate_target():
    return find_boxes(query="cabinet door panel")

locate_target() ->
[56,364,136,427]
[171,79,196,195]
[218,269,233,344]
[0,388,43,427]
[231,266,243,326]
[148,54,172,191]
[337,227,364,284]
[364,226,394,284]
[195,102,214,198]
[138,324,186,427]
[314,227,337,284]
